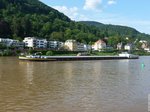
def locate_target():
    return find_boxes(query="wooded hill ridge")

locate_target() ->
[80,21,150,41]
[0,0,150,43]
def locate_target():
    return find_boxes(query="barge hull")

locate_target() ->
[19,56,138,61]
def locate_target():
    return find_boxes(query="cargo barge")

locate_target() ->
[19,54,139,61]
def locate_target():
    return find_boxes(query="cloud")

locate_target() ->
[78,14,89,21]
[83,0,103,11]
[107,0,117,5]
[53,6,88,21]
[53,6,79,20]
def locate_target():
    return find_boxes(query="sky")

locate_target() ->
[40,0,150,34]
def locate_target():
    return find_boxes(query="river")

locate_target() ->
[0,57,150,112]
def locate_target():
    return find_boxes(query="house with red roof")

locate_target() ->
[92,39,106,51]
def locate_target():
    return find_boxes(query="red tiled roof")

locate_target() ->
[95,39,105,44]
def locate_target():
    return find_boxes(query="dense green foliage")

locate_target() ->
[0,0,150,44]
[0,0,103,43]
[81,21,150,42]
[46,51,53,56]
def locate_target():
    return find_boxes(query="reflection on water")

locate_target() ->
[0,57,150,112]
[26,62,34,85]
[19,62,34,85]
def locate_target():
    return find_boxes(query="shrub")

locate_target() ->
[46,51,53,56]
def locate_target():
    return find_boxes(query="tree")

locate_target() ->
[41,22,52,38]
[46,51,53,56]
[50,32,64,41]
[135,42,142,50]
[21,16,32,37]
[0,43,7,49]
[0,20,11,38]
[12,17,24,38]
[108,36,120,48]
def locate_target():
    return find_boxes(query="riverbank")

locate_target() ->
[1,49,150,56]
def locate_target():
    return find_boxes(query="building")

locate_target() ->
[15,42,25,48]
[117,43,123,50]
[92,39,106,51]
[144,48,150,52]
[59,42,64,48]
[23,37,47,48]
[11,41,25,48]
[77,43,91,51]
[124,43,133,50]
[0,38,22,47]
[23,37,36,48]
[36,39,47,48]
[77,43,85,51]
[106,45,113,50]
[47,41,64,50]
[47,41,59,49]
[0,38,13,47]
[139,40,148,49]
[64,39,78,51]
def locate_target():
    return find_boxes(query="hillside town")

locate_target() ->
[1,37,150,53]
[0,37,150,52]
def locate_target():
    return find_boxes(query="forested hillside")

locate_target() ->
[81,21,150,41]
[0,0,149,43]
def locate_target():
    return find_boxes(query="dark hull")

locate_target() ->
[19,56,138,61]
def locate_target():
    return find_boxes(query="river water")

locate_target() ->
[0,57,150,112]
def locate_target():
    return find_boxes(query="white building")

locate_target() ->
[144,48,150,52]
[77,43,85,51]
[139,40,148,49]
[92,39,106,51]
[0,38,13,47]
[139,40,147,43]
[117,43,123,50]
[59,42,64,48]
[0,38,23,47]
[23,37,47,48]
[47,41,64,50]
[64,40,78,51]
[124,44,133,50]
[15,42,25,48]
[36,39,47,48]
[23,37,36,48]
[47,41,59,49]
[77,43,91,51]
